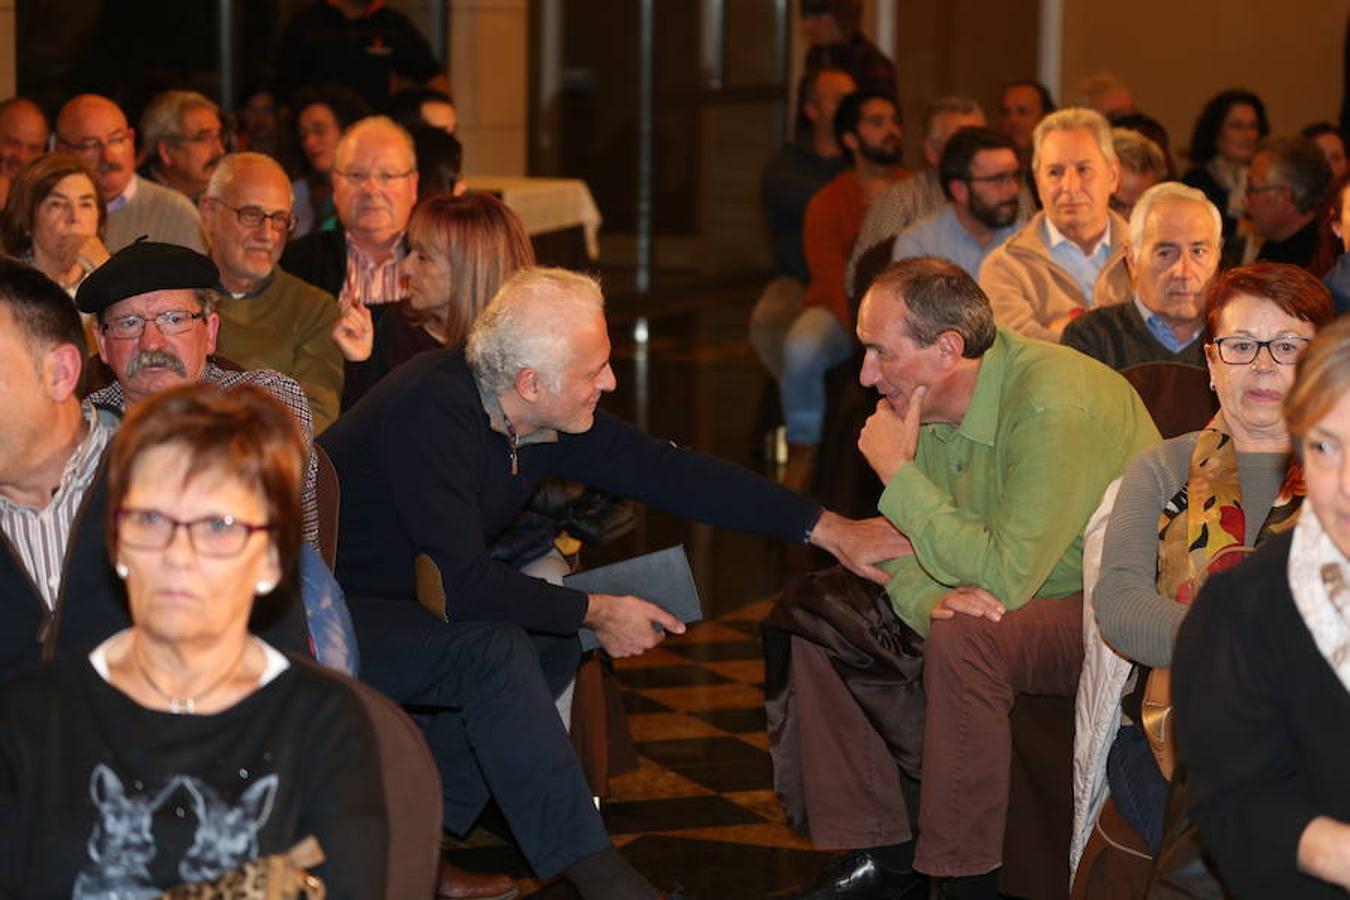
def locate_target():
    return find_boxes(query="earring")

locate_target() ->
[255,580,276,595]
[115,562,129,579]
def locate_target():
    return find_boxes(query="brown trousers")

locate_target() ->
[915,593,1084,877]
[773,588,1082,879]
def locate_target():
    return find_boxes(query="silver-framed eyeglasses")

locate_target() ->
[59,130,133,157]
[207,198,296,233]
[334,168,415,187]
[101,310,207,340]
[1211,336,1310,366]
[116,508,273,558]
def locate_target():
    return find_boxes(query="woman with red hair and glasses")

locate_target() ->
[1075,264,1335,871]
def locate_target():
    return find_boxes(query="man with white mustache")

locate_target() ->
[54,94,205,254]
[979,108,1128,341]
[201,152,345,434]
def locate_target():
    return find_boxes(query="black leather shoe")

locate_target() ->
[792,850,929,899]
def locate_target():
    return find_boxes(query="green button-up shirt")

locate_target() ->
[878,328,1160,634]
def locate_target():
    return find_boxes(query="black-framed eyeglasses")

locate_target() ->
[965,171,1023,187]
[1211,336,1310,366]
[115,508,273,558]
[206,197,296,233]
[101,310,207,340]
[333,168,415,187]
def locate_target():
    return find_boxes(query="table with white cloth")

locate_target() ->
[463,175,602,269]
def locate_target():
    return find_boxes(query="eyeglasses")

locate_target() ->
[1245,182,1284,197]
[170,128,223,147]
[58,131,133,157]
[206,198,296,233]
[1211,336,1310,366]
[101,310,207,340]
[116,508,273,558]
[334,168,414,187]
[965,171,1023,187]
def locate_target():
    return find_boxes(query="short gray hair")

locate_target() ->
[334,115,416,171]
[203,151,292,204]
[868,257,995,358]
[923,96,984,139]
[467,267,606,395]
[1128,182,1222,264]
[1259,136,1334,213]
[140,90,219,154]
[1031,107,1116,172]
[1112,128,1166,177]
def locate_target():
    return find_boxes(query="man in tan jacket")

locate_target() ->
[979,108,1129,341]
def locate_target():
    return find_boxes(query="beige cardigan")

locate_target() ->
[979,210,1131,342]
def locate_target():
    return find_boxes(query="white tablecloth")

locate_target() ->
[463,175,603,261]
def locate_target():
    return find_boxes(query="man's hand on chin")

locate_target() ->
[808,510,914,585]
[858,385,926,485]
[584,592,686,658]
[930,585,1004,622]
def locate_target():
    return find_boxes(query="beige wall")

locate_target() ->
[1059,1,1344,165]
[449,0,528,176]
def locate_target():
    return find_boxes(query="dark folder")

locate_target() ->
[563,545,703,652]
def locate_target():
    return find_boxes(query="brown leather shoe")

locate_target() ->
[436,860,519,900]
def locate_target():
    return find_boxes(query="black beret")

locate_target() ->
[76,240,219,316]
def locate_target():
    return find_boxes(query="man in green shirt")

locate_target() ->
[779,257,1158,900]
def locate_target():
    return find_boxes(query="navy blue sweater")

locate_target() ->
[319,347,823,633]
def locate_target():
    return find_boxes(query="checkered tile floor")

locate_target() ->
[448,597,833,898]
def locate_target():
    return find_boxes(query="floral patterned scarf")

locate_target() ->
[1157,412,1304,602]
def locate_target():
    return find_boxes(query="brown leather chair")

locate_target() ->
[341,674,444,899]
[314,444,341,570]
[1119,362,1217,439]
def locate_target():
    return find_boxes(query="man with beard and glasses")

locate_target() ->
[891,127,1025,279]
[54,95,205,254]
[139,90,227,202]
[979,108,1128,341]
[780,88,908,490]
[1063,182,1221,370]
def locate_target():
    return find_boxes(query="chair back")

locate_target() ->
[344,676,443,899]
[1118,362,1217,439]
[314,444,341,570]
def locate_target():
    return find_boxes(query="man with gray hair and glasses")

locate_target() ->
[979,107,1129,340]
[281,115,418,318]
[1063,182,1222,370]
[54,94,205,253]
[139,89,226,201]
[319,265,907,900]
[1245,135,1333,269]
[200,151,346,433]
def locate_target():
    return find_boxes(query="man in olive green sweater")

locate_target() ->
[777,257,1158,900]
[201,152,344,433]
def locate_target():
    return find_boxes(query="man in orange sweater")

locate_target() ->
[780,89,907,490]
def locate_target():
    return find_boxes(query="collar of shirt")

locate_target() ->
[0,402,115,515]
[342,235,407,306]
[472,371,559,446]
[1042,216,1111,258]
[227,270,276,300]
[1042,216,1112,304]
[921,329,1008,451]
[106,174,140,214]
[1132,295,1200,353]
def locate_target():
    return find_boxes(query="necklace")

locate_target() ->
[133,639,253,715]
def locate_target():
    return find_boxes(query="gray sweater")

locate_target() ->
[105,175,205,254]
[1096,432,1287,668]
